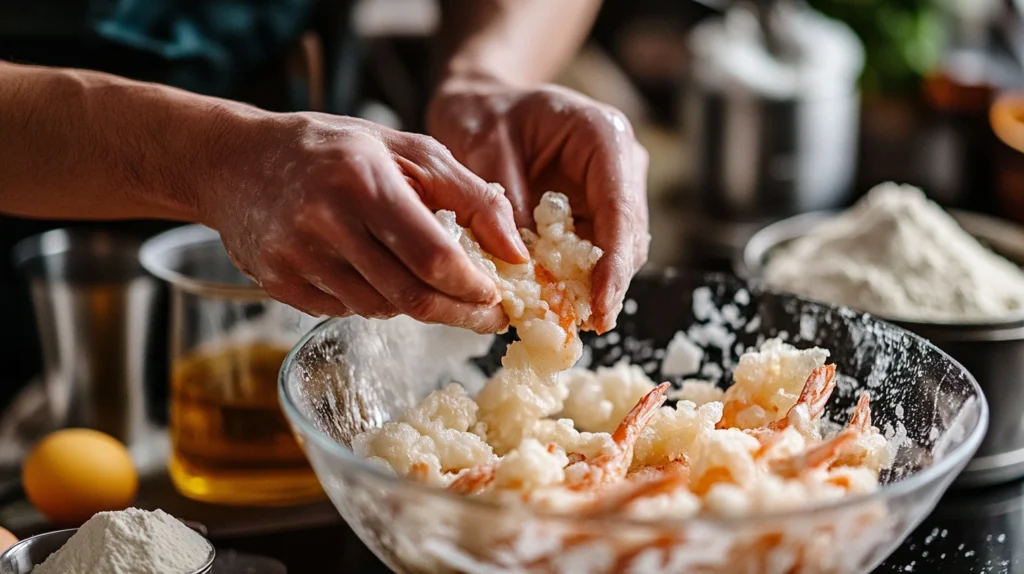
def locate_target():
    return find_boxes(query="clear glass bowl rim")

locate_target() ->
[278,292,990,530]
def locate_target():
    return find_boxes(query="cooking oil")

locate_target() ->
[169,343,322,505]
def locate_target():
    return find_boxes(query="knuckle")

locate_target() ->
[336,150,377,182]
[362,303,399,320]
[259,277,296,302]
[257,242,289,266]
[397,287,442,320]
[418,248,458,284]
[410,134,450,156]
[608,196,639,224]
[599,108,633,137]
[476,182,505,208]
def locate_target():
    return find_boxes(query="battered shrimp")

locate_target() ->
[769,393,875,478]
[564,383,671,491]
[739,364,837,444]
[583,461,691,517]
[436,190,603,376]
[829,393,891,473]
[718,339,830,429]
[448,465,497,495]
[449,384,670,498]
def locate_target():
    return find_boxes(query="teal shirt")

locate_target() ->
[0,0,319,99]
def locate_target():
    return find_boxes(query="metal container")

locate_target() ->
[683,2,863,221]
[685,90,861,220]
[12,229,162,448]
[736,210,1024,487]
[0,528,215,573]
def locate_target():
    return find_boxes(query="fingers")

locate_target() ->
[259,272,354,319]
[394,133,529,263]
[580,114,647,333]
[342,230,509,334]
[459,130,535,230]
[254,224,505,332]
[291,191,508,333]
[298,257,398,319]
[631,141,651,273]
[354,140,503,306]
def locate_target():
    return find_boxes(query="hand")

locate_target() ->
[427,78,650,333]
[202,113,529,333]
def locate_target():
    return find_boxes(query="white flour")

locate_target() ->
[765,182,1024,322]
[33,508,211,574]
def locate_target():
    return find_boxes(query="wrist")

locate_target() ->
[177,103,280,227]
[428,71,513,132]
[97,78,276,225]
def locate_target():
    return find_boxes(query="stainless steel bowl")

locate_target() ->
[0,528,216,574]
[737,210,1024,487]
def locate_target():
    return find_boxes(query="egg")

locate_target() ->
[23,429,138,525]
[0,527,18,554]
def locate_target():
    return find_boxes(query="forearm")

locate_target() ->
[0,61,268,221]
[435,0,601,87]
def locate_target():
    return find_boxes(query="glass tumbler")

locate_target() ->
[140,225,322,506]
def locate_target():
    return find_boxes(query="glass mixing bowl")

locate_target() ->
[279,272,987,574]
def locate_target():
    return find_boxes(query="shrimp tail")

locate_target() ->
[766,364,837,432]
[795,364,837,420]
[612,382,671,447]
[566,383,670,491]
[769,430,857,478]
[847,393,872,432]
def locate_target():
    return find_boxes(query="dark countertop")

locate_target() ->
[213,478,1024,573]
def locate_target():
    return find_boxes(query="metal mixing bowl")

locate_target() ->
[0,528,216,574]
[737,210,1024,487]
[280,272,986,574]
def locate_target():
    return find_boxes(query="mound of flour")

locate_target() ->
[764,182,1024,322]
[34,508,210,574]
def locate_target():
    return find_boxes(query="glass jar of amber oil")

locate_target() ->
[141,225,322,506]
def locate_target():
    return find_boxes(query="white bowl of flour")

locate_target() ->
[0,508,215,574]
[737,182,1024,487]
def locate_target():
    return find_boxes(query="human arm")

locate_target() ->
[434,0,601,88]
[428,1,650,334]
[0,60,528,332]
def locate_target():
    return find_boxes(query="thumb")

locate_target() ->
[461,126,534,230]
